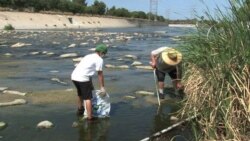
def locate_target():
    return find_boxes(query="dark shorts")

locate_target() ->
[156,68,177,82]
[72,80,94,100]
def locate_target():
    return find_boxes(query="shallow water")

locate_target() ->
[0,26,195,141]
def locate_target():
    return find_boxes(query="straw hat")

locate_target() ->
[161,48,182,66]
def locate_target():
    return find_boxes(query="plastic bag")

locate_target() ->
[84,90,111,118]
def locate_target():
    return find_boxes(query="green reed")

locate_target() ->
[179,0,250,140]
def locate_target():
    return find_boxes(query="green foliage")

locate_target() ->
[180,0,250,140]
[3,24,15,30]
[91,1,106,15]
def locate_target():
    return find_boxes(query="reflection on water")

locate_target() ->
[77,119,110,141]
[0,26,195,141]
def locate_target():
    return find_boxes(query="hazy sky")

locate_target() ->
[86,0,231,19]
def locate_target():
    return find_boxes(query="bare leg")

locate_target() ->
[158,81,164,90]
[85,99,92,119]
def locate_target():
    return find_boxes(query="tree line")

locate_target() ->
[0,0,166,22]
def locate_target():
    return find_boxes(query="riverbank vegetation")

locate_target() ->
[0,0,165,22]
[180,0,249,140]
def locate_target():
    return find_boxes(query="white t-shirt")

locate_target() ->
[71,53,103,82]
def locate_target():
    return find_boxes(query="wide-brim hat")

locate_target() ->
[161,48,182,66]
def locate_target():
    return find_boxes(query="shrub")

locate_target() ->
[3,24,15,30]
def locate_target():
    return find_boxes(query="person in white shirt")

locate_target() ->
[150,46,183,99]
[71,44,107,120]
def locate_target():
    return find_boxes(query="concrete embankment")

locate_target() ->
[0,11,137,30]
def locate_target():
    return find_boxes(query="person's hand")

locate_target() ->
[149,61,156,68]
[99,87,106,97]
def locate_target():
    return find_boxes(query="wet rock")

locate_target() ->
[72,121,79,128]
[68,43,76,48]
[105,64,129,69]
[52,41,60,45]
[3,90,27,96]
[0,87,8,92]
[124,95,136,99]
[29,51,40,55]
[59,53,78,58]
[124,54,137,60]
[170,116,179,121]
[80,42,88,46]
[0,122,7,130]
[37,120,53,129]
[131,61,143,66]
[135,91,154,96]
[88,48,96,51]
[11,42,32,48]
[51,78,67,85]
[4,53,13,56]
[134,65,153,70]
[0,99,27,107]
[72,57,83,62]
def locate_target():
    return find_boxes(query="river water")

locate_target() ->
[0,26,195,141]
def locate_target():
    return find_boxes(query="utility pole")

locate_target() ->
[149,0,158,21]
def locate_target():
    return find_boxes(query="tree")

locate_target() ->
[73,0,87,6]
[91,1,106,15]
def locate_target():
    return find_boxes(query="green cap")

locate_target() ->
[95,44,108,54]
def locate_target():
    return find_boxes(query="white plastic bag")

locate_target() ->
[84,90,111,118]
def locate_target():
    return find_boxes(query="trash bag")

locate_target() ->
[84,90,111,118]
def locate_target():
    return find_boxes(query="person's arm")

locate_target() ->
[98,71,104,88]
[150,53,157,68]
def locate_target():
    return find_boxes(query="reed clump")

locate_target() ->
[179,0,250,140]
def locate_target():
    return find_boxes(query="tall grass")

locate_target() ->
[179,0,250,140]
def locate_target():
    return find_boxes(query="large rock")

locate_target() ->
[37,120,53,129]
[0,99,27,107]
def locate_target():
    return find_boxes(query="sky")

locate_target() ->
[86,0,231,20]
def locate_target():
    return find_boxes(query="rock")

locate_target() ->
[170,116,179,121]
[29,51,40,55]
[80,42,88,46]
[0,99,27,107]
[37,120,53,129]
[124,54,137,60]
[105,64,129,69]
[124,95,136,99]
[11,42,32,48]
[72,57,83,62]
[88,48,96,51]
[134,65,153,70]
[59,53,78,58]
[4,53,13,56]
[0,87,8,92]
[68,44,76,48]
[72,121,79,128]
[135,91,154,96]
[131,61,143,66]
[3,90,26,96]
[0,122,7,130]
[51,78,67,85]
